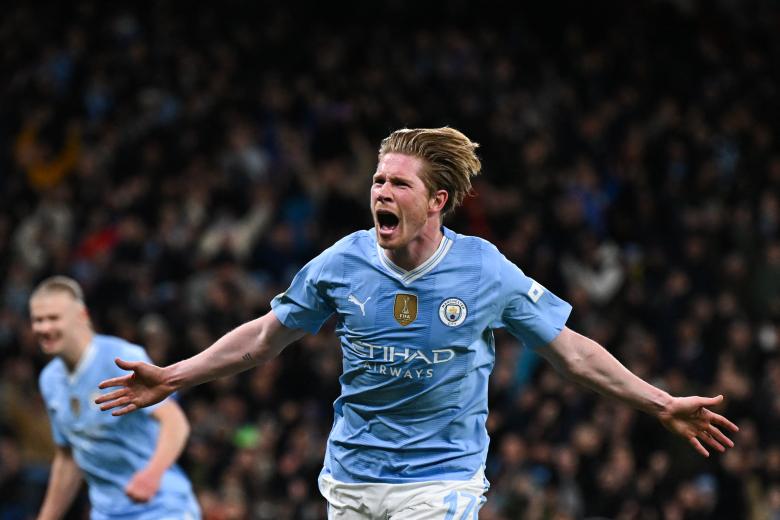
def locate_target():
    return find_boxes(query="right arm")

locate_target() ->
[96,310,306,415]
[37,446,83,520]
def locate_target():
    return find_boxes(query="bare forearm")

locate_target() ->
[166,315,285,390]
[544,328,672,416]
[146,403,189,477]
[96,311,305,417]
[37,450,83,520]
[162,311,305,391]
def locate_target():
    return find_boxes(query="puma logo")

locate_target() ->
[348,294,371,316]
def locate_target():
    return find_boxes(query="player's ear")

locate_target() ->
[77,302,91,324]
[429,189,448,213]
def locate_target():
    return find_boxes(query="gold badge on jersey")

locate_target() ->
[393,293,418,326]
[70,397,80,417]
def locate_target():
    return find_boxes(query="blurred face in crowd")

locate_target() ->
[30,291,91,360]
[371,153,447,253]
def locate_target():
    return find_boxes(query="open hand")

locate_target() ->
[657,395,739,457]
[95,358,174,416]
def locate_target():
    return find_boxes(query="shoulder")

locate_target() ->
[325,230,373,256]
[448,230,507,264]
[94,334,149,362]
[306,230,373,271]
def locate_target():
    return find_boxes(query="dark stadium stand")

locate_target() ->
[1,0,779,518]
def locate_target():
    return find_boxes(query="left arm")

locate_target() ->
[124,400,190,502]
[538,327,739,457]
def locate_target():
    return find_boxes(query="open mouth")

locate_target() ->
[376,210,399,232]
[39,336,59,350]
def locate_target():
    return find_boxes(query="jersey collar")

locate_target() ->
[67,338,97,384]
[376,229,453,286]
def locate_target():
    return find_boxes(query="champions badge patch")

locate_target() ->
[70,397,80,417]
[439,298,467,327]
[394,293,418,326]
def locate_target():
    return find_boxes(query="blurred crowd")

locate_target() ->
[1,1,779,519]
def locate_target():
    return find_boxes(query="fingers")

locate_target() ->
[97,394,133,412]
[708,410,739,433]
[696,396,739,432]
[691,423,735,456]
[95,388,127,406]
[699,429,726,453]
[125,475,153,502]
[688,436,710,457]
[115,357,141,371]
[112,403,139,417]
[707,425,734,450]
[98,374,132,390]
[95,391,141,416]
[699,394,724,407]
[125,487,151,503]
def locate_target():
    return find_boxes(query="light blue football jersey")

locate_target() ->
[39,334,200,519]
[271,227,572,484]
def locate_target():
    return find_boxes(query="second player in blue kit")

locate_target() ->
[32,277,200,520]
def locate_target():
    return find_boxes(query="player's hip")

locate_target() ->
[319,466,489,520]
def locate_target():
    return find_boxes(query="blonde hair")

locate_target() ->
[31,275,85,303]
[379,127,482,217]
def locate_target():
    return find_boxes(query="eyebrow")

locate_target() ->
[374,172,413,182]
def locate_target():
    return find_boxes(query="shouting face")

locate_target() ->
[371,153,447,253]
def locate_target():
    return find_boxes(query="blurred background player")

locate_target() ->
[31,276,200,520]
[96,127,737,519]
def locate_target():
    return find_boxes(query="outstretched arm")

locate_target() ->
[539,327,739,457]
[124,400,190,502]
[37,446,84,520]
[96,310,305,415]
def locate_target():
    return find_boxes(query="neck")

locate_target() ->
[384,222,444,271]
[62,330,94,372]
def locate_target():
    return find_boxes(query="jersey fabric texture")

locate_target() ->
[39,334,200,519]
[271,227,572,484]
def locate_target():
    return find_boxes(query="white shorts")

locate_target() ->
[318,468,489,520]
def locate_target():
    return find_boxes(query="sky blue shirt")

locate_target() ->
[39,334,200,519]
[271,227,572,483]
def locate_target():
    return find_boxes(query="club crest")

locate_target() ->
[70,397,80,417]
[439,298,467,327]
[394,293,418,326]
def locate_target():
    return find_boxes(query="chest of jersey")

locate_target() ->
[47,374,118,445]
[324,244,499,413]
[333,263,488,346]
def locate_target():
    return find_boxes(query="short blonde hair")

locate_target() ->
[379,127,482,218]
[31,275,85,303]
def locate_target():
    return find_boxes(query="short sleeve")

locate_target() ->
[271,249,336,334]
[44,404,68,446]
[38,373,68,446]
[496,255,572,349]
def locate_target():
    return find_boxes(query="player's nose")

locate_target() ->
[375,182,393,200]
[37,320,56,334]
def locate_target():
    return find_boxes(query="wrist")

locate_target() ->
[650,390,674,417]
[163,363,185,392]
[142,464,165,480]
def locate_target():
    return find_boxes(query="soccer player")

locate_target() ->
[31,276,201,520]
[96,127,738,519]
